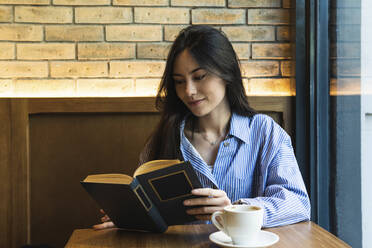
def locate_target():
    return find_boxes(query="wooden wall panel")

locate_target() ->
[29,113,160,247]
[0,96,294,248]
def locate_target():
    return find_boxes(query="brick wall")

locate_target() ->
[0,0,294,97]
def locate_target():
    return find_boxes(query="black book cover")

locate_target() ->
[81,160,203,232]
[81,179,167,232]
[136,161,203,225]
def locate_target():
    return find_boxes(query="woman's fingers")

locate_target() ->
[101,215,110,222]
[93,221,115,230]
[194,215,212,221]
[93,209,114,230]
[184,188,232,217]
[184,195,230,206]
[184,188,231,207]
[186,205,225,215]
[191,188,227,197]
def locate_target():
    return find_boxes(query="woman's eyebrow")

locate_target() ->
[172,67,203,77]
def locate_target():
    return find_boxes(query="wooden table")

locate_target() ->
[65,221,350,248]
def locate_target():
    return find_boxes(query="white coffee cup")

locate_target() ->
[211,205,264,245]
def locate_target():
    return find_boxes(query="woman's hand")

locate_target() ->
[183,188,231,221]
[92,209,116,230]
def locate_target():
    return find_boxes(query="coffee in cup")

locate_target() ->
[211,205,264,245]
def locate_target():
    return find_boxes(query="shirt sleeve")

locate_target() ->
[236,120,311,228]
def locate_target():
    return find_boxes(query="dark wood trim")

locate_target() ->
[10,99,30,246]
[25,96,294,136]
[0,99,12,247]
[27,97,158,114]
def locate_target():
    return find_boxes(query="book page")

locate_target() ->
[83,174,133,184]
[133,159,181,177]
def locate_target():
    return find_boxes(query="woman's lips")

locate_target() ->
[188,99,204,107]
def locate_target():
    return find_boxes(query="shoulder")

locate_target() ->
[247,114,280,132]
[249,113,290,143]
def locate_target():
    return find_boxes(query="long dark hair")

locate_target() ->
[141,25,256,163]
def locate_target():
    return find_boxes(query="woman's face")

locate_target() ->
[173,49,229,118]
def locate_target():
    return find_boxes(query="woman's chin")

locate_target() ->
[190,109,207,117]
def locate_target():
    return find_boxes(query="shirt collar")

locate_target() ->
[228,112,251,144]
[180,112,251,144]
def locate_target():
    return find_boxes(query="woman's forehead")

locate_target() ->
[173,50,201,75]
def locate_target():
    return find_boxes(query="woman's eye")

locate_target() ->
[194,74,206,81]
[174,79,184,84]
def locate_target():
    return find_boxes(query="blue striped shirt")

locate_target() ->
[180,113,311,228]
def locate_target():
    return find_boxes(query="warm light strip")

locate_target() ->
[0,78,296,97]
[0,92,295,98]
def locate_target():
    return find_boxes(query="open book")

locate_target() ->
[81,160,203,233]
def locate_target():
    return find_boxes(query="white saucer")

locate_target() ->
[209,230,279,248]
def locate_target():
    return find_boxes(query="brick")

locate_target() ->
[331,24,359,42]
[53,0,110,5]
[281,61,294,77]
[192,8,245,25]
[0,0,49,4]
[0,62,48,78]
[331,59,360,77]
[51,61,108,78]
[246,78,292,96]
[45,25,103,41]
[113,0,167,6]
[248,9,290,25]
[77,79,134,97]
[135,8,189,24]
[222,26,275,41]
[0,24,43,41]
[240,61,279,77]
[171,0,225,6]
[0,43,15,59]
[106,25,162,41]
[17,43,75,60]
[252,43,292,59]
[330,78,360,96]
[110,61,165,77]
[75,7,132,24]
[232,43,250,60]
[277,26,291,41]
[78,43,135,60]
[0,6,12,22]
[283,0,292,8]
[164,25,188,41]
[330,8,360,26]
[330,0,360,8]
[15,6,72,23]
[0,79,12,95]
[228,0,280,7]
[135,78,161,96]
[330,42,360,59]
[14,79,75,97]
[137,43,171,59]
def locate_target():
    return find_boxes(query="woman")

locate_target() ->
[95,25,310,229]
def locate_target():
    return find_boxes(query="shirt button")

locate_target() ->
[223,142,230,147]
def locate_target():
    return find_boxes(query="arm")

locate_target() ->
[237,137,311,227]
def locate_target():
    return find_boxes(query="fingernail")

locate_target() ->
[183,200,189,205]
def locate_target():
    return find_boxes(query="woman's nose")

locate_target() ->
[185,81,197,96]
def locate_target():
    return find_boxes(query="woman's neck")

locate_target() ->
[197,107,232,137]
